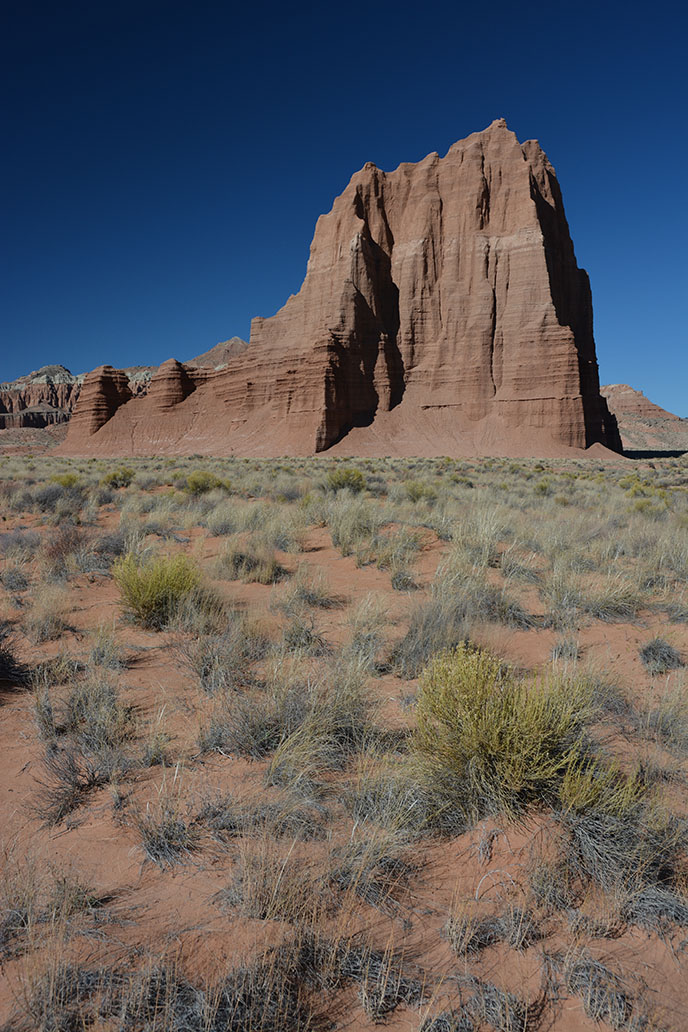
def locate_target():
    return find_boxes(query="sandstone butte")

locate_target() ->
[59,119,622,458]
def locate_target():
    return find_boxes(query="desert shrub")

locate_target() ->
[639,637,683,675]
[325,466,366,493]
[412,645,593,823]
[185,469,228,495]
[50,472,81,489]
[402,479,436,503]
[113,552,200,629]
[100,466,134,488]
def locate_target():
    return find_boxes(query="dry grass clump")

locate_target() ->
[215,536,287,584]
[280,566,342,612]
[556,952,636,1028]
[216,838,319,922]
[113,552,201,629]
[34,746,114,827]
[176,617,268,695]
[200,659,373,769]
[390,573,532,680]
[0,562,29,591]
[0,621,29,685]
[26,585,71,643]
[328,833,414,916]
[639,637,683,675]
[343,594,388,671]
[88,623,126,670]
[445,900,539,956]
[327,495,383,556]
[644,680,688,755]
[582,574,642,623]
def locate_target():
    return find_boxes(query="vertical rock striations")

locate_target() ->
[61,120,621,456]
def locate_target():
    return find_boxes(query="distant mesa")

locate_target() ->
[4,120,640,456]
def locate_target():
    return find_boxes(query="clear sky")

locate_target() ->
[2,0,687,414]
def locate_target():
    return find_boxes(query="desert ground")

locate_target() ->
[1,452,687,1031]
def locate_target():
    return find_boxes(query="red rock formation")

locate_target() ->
[0,366,82,429]
[61,120,621,457]
[601,384,679,421]
[67,366,134,437]
[601,385,687,452]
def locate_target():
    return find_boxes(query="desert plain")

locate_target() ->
[1,450,687,1031]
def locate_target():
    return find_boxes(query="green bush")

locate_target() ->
[101,466,134,489]
[325,467,366,493]
[413,645,593,822]
[113,553,201,629]
[50,473,80,489]
[185,470,228,495]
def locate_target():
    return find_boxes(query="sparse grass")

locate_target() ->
[113,552,201,628]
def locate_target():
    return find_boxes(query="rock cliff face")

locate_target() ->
[61,120,621,457]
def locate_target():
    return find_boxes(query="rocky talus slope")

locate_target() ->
[601,384,687,451]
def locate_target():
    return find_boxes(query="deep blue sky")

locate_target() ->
[2,0,687,414]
